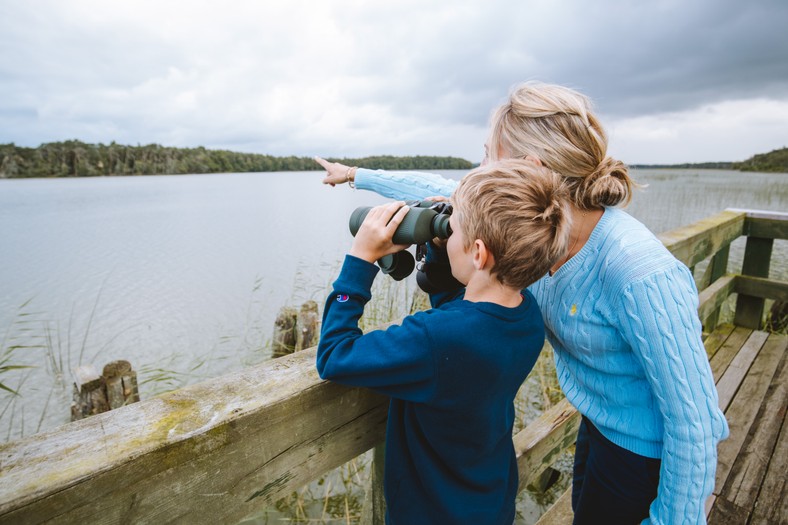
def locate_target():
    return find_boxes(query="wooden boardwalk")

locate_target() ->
[707,325,786,524]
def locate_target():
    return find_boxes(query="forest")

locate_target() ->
[733,147,788,173]
[0,141,474,178]
[631,147,788,173]
[2,141,785,179]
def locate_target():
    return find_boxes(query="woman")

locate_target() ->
[316,81,728,525]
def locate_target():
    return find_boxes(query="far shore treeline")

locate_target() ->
[1,141,786,179]
[0,141,473,179]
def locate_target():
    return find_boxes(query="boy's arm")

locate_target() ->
[317,255,437,402]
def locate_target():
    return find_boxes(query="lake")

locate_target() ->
[0,169,786,520]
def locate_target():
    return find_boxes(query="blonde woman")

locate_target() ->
[316,82,728,525]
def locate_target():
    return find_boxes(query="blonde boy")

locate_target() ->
[317,159,570,524]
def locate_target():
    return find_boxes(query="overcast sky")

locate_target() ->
[1,0,787,164]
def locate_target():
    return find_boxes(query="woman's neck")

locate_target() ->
[550,206,603,275]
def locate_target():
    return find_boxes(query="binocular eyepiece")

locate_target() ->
[348,200,453,280]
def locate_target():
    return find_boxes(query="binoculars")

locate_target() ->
[348,200,453,280]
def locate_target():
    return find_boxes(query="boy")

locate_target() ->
[316,159,571,524]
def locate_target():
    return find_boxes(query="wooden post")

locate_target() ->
[103,360,140,409]
[71,360,139,421]
[360,442,386,525]
[272,302,320,358]
[704,245,730,331]
[295,300,319,352]
[734,236,773,329]
[272,306,298,358]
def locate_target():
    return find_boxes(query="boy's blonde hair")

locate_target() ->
[451,159,572,289]
[488,81,635,210]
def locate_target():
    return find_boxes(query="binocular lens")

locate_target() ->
[379,251,416,281]
[348,200,452,280]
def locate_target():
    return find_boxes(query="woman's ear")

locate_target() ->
[524,155,543,167]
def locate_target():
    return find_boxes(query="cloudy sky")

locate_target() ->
[1,0,787,165]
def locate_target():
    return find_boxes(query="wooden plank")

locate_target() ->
[704,324,736,361]
[710,327,754,382]
[735,275,788,303]
[513,398,580,492]
[731,209,788,223]
[534,487,573,525]
[741,211,788,240]
[750,355,788,524]
[0,348,388,524]
[658,210,744,269]
[713,333,785,506]
[717,338,786,519]
[716,330,769,411]
[697,275,736,329]
[708,497,751,524]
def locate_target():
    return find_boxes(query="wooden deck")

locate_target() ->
[537,324,788,525]
[707,325,786,524]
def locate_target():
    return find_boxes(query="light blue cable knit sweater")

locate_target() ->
[354,168,729,524]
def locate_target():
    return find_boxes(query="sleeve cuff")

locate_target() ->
[333,254,380,300]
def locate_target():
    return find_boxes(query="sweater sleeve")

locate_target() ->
[316,254,438,402]
[617,264,728,525]
[354,168,458,201]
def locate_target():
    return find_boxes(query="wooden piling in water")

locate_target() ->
[272,301,319,358]
[70,360,140,421]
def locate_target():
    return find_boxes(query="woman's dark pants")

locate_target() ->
[571,416,661,524]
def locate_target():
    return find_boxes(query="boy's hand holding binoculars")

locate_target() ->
[350,202,412,263]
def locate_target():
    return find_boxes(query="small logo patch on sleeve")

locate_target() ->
[337,294,350,303]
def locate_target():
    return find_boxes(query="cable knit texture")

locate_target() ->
[352,169,729,524]
[355,168,458,200]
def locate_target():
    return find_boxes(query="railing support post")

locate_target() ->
[704,245,730,331]
[735,236,774,329]
[733,237,774,330]
[360,442,386,525]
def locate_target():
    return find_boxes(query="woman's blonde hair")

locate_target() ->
[451,159,572,289]
[488,81,635,209]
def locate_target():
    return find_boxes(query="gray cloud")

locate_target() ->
[1,0,786,163]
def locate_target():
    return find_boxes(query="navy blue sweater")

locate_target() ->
[316,254,545,524]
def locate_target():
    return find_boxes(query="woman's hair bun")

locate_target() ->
[575,157,633,208]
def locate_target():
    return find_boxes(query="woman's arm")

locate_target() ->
[314,156,458,201]
[618,265,729,524]
[354,168,457,201]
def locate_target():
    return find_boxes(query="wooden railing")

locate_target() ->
[0,209,786,524]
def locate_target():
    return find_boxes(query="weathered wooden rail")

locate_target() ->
[0,209,785,524]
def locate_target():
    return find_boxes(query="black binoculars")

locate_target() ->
[348,200,453,280]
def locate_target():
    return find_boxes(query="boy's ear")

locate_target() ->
[472,239,493,270]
